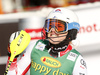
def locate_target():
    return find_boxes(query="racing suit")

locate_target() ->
[6,40,87,75]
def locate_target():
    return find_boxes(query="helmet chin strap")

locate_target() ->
[47,35,67,43]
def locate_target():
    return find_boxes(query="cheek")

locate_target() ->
[58,33,67,40]
[47,33,50,37]
[59,35,66,40]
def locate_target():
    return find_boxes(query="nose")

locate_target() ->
[50,28,56,32]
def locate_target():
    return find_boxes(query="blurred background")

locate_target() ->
[0,0,100,75]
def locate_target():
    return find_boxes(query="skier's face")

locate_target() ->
[48,28,68,44]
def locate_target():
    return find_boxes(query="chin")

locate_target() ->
[51,42,59,44]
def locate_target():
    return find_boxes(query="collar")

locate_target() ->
[48,45,72,58]
[58,45,72,57]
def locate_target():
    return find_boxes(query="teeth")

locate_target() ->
[51,35,57,37]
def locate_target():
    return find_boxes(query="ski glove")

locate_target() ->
[7,31,20,58]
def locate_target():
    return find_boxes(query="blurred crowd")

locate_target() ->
[0,0,100,14]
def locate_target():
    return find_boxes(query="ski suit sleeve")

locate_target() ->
[72,55,88,75]
[6,40,37,75]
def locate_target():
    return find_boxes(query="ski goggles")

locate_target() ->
[44,19,68,34]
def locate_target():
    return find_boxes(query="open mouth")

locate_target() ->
[50,32,59,37]
[50,34,58,37]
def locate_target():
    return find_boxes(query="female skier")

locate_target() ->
[6,7,87,75]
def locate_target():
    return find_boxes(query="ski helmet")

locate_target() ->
[44,7,80,33]
[42,8,80,39]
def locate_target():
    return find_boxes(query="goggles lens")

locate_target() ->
[44,19,67,33]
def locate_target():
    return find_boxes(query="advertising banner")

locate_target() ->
[18,16,45,41]
[74,7,100,52]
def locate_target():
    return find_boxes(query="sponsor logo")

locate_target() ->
[79,73,85,75]
[17,34,24,46]
[80,65,85,69]
[25,29,42,40]
[80,59,87,68]
[55,9,61,12]
[41,57,61,68]
[54,45,67,50]
[31,59,68,75]
[67,52,78,61]
[35,42,46,51]
[54,9,61,13]
[73,24,80,29]
[79,24,100,33]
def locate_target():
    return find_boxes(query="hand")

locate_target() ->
[9,31,21,44]
[8,31,20,57]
